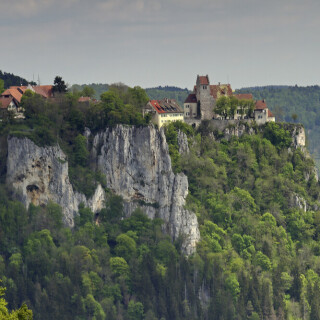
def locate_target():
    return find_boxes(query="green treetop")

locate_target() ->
[0,284,33,319]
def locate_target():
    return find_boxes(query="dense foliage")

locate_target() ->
[1,83,320,319]
[71,83,110,100]
[0,189,190,320]
[71,84,190,106]
[215,96,255,119]
[0,79,4,94]
[0,70,36,89]
[235,85,320,170]
[52,76,68,94]
[0,284,33,319]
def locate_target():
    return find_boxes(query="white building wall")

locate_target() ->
[254,109,268,125]
[184,103,197,118]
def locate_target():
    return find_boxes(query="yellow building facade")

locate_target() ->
[144,99,184,128]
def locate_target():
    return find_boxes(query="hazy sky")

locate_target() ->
[1,0,319,89]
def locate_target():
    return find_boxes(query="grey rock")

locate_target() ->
[6,136,105,226]
[6,125,200,254]
[288,193,307,212]
[177,130,189,154]
[92,125,199,254]
[291,125,306,149]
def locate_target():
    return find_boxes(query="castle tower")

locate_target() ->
[196,75,215,120]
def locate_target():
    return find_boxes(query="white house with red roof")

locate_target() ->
[254,99,275,124]
[144,98,184,128]
[0,96,21,118]
[0,84,53,118]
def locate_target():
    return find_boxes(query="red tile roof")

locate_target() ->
[0,96,16,109]
[184,93,197,104]
[78,96,91,102]
[1,85,53,103]
[148,99,183,114]
[198,75,209,85]
[1,88,24,103]
[210,84,233,99]
[255,99,267,110]
[234,93,253,100]
[268,109,274,117]
[33,85,53,98]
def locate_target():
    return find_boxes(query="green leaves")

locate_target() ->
[128,300,144,320]
[215,96,255,119]
[115,234,137,261]
[0,79,4,95]
[263,122,292,149]
[52,76,67,94]
[255,251,272,271]
[74,134,89,166]
[109,257,130,279]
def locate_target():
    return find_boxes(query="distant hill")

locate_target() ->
[145,86,190,107]
[0,70,36,88]
[71,84,191,107]
[236,85,320,169]
[71,83,109,100]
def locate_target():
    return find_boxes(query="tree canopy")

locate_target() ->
[215,96,255,119]
[1,82,320,319]
[52,76,67,94]
[236,85,320,170]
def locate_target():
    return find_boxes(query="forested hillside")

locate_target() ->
[235,86,320,169]
[71,83,109,100]
[145,86,190,107]
[0,70,36,89]
[71,84,190,107]
[1,85,320,319]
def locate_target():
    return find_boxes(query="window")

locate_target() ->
[203,86,207,90]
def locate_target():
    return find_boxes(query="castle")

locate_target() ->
[184,75,233,120]
[184,75,275,125]
[144,75,275,129]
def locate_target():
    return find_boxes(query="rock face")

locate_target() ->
[6,126,200,254]
[291,125,306,149]
[92,125,199,254]
[6,136,105,227]
[177,130,189,154]
[288,193,307,212]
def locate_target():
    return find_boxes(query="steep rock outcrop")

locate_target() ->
[92,125,199,254]
[291,125,305,149]
[177,130,189,154]
[6,126,199,254]
[288,193,307,212]
[6,136,105,226]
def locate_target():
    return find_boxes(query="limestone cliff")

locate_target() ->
[6,136,105,227]
[209,121,306,147]
[91,125,199,254]
[6,126,200,254]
